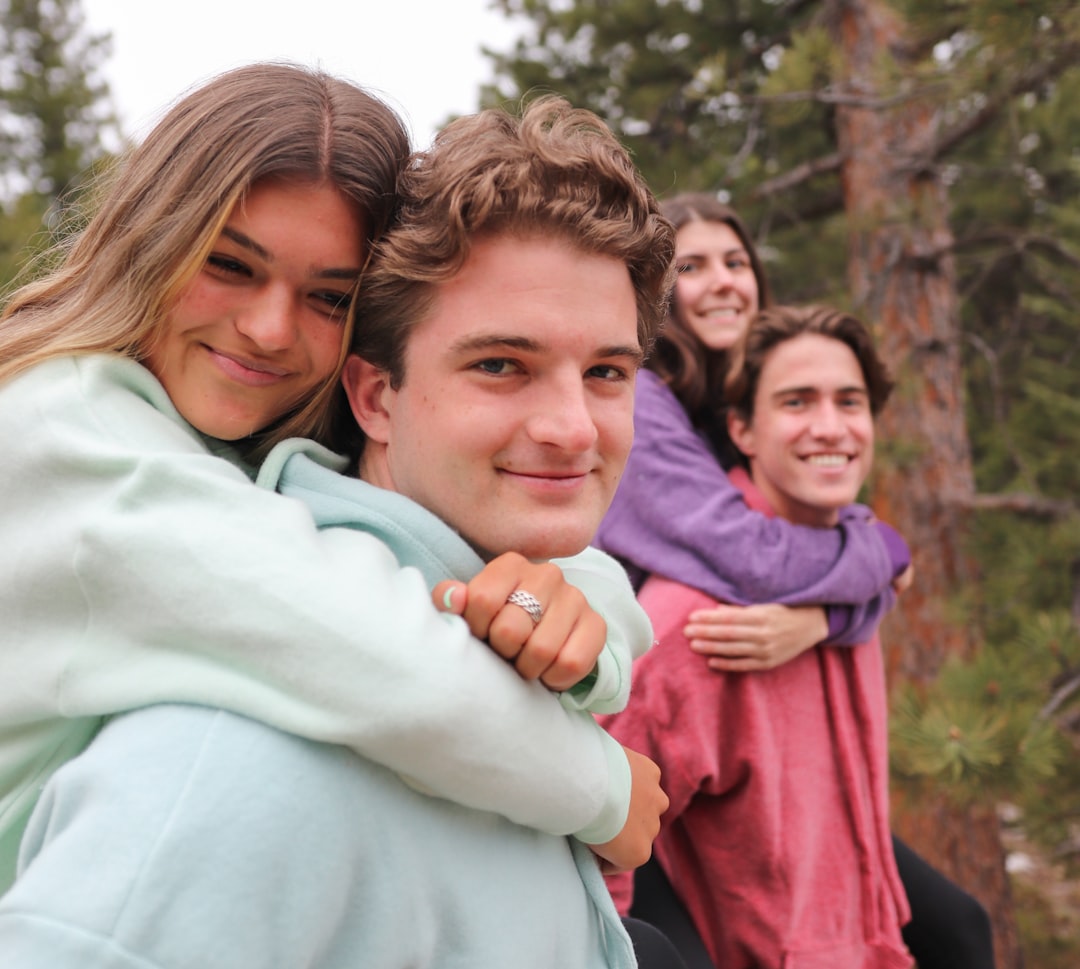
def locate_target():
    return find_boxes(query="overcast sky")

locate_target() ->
[81,1,525,148]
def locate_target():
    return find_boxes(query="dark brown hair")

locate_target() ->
[724,305,894,430]
[652,193,772,462]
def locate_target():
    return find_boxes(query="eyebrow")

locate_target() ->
[677,246,749,261]
[772,384,868,398]
[220,227,362,281]
[449,333,645,366]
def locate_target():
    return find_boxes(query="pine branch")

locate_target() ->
[1039,672,1080,722]
[932,41,1080,161]
[750,150,843,200]
[969,493,1077,519]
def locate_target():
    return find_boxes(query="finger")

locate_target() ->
[686,603,758,625]
[485,604,535,662]
[705,655,771,673]
[536,610,606,691]
[431,580,466,616]
[683,622,761,643]
[460,552,546,640]
[482,562,563,652]
[687,636,760,657]
[498,584,578,680]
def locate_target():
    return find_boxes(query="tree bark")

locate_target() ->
[829,0,1019,964]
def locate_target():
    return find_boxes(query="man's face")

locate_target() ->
[728,332,875,527]
[345,233,642,560]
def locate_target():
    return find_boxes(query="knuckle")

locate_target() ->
[469,582,505,616]
[552,650,591,683]
[486,613,527,653]
[522,636,560,668]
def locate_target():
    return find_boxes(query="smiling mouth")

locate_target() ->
[208,346,292,383]
[804,454,852,467]
[500,468,592,489]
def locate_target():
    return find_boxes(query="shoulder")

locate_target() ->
[632,370,696,440]
[634,369,680,413]
[1,353,203,454]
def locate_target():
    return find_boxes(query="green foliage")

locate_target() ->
[0,0,116,200]
[0,191,48,294]
[0,0,115,293]
[890,613,1074,801]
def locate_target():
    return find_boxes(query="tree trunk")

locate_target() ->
[829,0,1019,964]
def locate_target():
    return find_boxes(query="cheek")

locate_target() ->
[600,400,635,461]
[167,275,219,327]
[857,419,875,454]
[674,280,702,318]
[303,322,347,382]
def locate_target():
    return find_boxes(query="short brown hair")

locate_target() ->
[724,305,894,426]
[332,97,675,458]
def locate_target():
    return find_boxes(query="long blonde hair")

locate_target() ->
[0,62,410,450]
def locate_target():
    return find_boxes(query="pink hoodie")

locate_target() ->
[600,468,912,969]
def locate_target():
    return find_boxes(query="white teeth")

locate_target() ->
[806,454,849,467]
[704,308,737,317]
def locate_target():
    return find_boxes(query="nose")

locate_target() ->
[705,256,735,292]
[810,402,845,440]
[526,381,599,453]
[234,284,299,352]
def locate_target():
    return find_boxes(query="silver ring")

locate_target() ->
[506,589,544,625]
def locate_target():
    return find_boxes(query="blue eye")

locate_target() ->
[588,364,627,381]
[474,358,518,375]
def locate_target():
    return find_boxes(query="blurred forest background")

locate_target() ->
[2,0,1078,965]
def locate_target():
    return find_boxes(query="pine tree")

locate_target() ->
[0,0,116,287]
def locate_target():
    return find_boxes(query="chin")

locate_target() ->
[522,535,591,562]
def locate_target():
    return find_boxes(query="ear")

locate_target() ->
[341,354,393,445]
[726,409,756,460]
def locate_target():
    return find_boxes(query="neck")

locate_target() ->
[746,461,840,528]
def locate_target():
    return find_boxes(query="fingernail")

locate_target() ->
[443,587,455,610]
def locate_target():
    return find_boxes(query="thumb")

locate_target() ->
[432,580,467,615]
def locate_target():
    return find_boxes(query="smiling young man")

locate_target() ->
[0,98,681,969]
[726,319,877,527]
[600,305,914,969]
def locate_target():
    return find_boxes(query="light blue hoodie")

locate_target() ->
[0,435,645,968]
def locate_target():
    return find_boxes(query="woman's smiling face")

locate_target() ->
[146,177,365,440]
[672,219,761,352]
